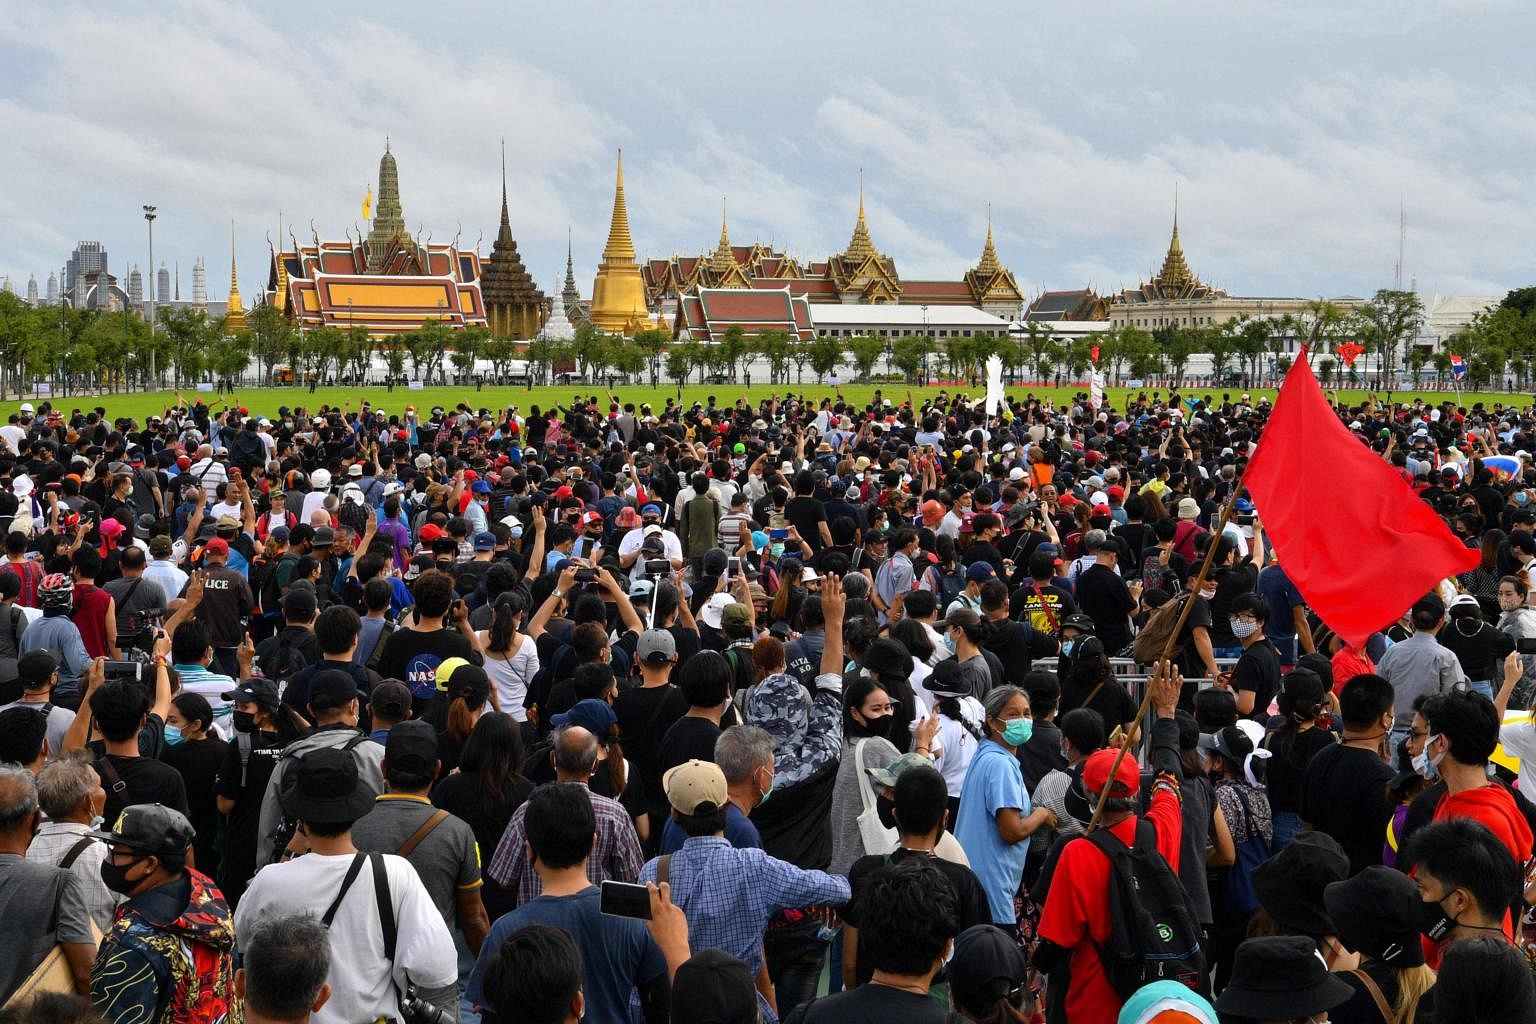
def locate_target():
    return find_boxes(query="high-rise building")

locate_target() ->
[191,257,207,310]
[157,262,170,304]
[127,265,144,307]
[45,271,58,306]
[1,277,12,296]
[25,275,38,305]
[66,242,107,296]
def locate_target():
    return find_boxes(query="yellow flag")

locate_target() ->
[362,185,373,222]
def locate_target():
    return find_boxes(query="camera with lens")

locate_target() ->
[644,558,672,576]
[397,985,453,1024]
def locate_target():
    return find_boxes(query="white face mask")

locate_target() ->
[1230,617,1261,640]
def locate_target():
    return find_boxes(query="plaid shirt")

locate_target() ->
[487,783,642,906]
[28,820,123,932]
[638,836,850,1022]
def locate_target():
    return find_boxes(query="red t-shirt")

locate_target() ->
[71,582,112,659]
[1037,790,1184,1024]
[1422,783,1532,967]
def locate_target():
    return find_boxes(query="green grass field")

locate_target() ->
[0,381,1527,423]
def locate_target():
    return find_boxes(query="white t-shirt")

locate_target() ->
[237,852,457,1024]
[618,527,684,582]
[0,424,23,455]
[1501,718,1536,799]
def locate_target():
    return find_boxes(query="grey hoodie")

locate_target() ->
[255,725,385,867]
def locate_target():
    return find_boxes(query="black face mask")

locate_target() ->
[855,713,893,740]
[875,793,899,830]
[100,854,148,895]
[232,711,256,734]
[1417,892,1456,943]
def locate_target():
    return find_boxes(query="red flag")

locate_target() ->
[1244,350,1478,645]
[1090,344,1101,365]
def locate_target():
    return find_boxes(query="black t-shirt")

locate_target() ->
[792,983,957,1024]
[657,715,721,775]
[432,769,535,920]
[195,566,253,647]
[1298,742,1395,876]
[843,848,992,987]
[1261,726,1336,813]
[1233,640,1282,722]
[983,619,1055,686]
[751,763,837,870]
[1328,957,1401,1024]
[1074,564,1136,653]
[94,752,190,823]
[1017,720,1066,791]
[1060,672,1139,734]
[376,626,478,708]
[161,736,229,872]
[613,683,689,827]
[784,495,827,550]
[1173,596,1216,680]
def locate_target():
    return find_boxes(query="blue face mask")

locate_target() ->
[1000,717,1033,747]
[1061,639,1076,657]
[943,633,957,653]
[1518,492,1532,507]
[769,543,785,558]
[163,725,185,747]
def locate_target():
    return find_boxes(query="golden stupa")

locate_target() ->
[588,149,652,335]
[225,221,246,334]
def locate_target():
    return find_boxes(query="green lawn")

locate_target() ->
[1,381,1527,423]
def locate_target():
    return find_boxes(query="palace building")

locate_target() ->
[265,142,489,336]
[1107,205,1363,332]
[642,183,1025,326]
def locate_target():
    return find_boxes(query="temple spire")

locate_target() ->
[977,204,1001,275]
[497,139,513,243]
[366,138,410,271]
[711,197,735,272]
[226,221,246,334]
[844,168,877,263]
[601,148,637,262]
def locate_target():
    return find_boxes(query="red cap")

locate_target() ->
[1083,748,1141,798]
[176,456,191,470]
[463,470,479,483]
[419,523,445,543]
[553,485,573,500]
[395,429,408,440]
[204,537,230,557]
[584,511,604,525]
[1091,503,1112,517]
[1107,485,1125,500]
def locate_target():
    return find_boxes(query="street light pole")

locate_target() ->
[920,304,929,387]
[143,205,157,384]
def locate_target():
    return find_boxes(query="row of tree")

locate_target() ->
[2,286,1531,397]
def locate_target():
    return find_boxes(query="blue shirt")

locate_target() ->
[466,887,664,1021]
[1257,564,1304,643]
[955,739,1032,923]
[638,836,850,1022]
[660,802,761,854]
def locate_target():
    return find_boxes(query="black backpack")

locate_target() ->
[260,632,311,692]
[1082,817,1207,999]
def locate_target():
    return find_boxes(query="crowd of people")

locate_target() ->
[1,384,1536,1024]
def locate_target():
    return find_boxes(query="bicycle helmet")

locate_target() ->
[38,573,74,611]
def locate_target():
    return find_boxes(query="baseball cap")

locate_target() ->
[965,562,996,582]
[664,759,728,815]
[629,578,656,599]
[281,587,318,618]
[311,526,335,548]
[473,531,497,552]
[368,680,413,720]
[641,503,662,516]
[419,523,446,543]
[637,629,677,665]
[222,678,280,708]
[1082,747,1141,798]
[203,537,230,557]
[721,602,752,631]
[865,752,939,789]
[307,669,360,712]
[948,925,1030,1019]
[17,650,58,688]
[89,803,196,858]
[347,464,364,477]
[384,720,440,777]
[671,949,758,1024]
[699,592,734,630]
[551,698,618,737]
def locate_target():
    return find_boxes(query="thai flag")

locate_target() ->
[1450,354,1467,380]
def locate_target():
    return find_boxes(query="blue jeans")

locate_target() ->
[1272,810,1300,850]
[1469,679,1494,700]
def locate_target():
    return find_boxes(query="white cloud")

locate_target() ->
[0,0,1532,308]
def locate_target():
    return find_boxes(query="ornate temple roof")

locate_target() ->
[676,286,815,343]
[1110,199,1224,306]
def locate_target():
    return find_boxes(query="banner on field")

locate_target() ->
[984,355,1003,416]
[408,380,425,391]
[1089,371,1105,410]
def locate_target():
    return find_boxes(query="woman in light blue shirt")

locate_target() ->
[954,684,1058,934]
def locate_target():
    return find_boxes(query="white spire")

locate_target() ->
[540,276,575,341]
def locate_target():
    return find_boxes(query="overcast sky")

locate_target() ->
[3,0,1532,309]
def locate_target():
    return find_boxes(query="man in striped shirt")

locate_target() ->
[717,492,755,556]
